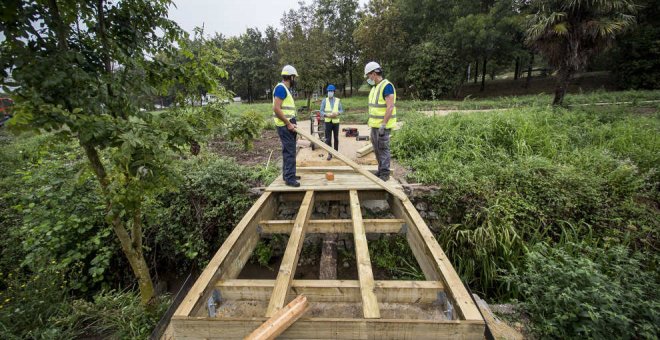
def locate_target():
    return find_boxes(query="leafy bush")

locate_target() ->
[508,243,659,339]
[392,106,659,296]
[227,110,267,150]
[146,155,257,272]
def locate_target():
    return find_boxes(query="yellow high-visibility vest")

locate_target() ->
[323,97,340,123]
[272,83,296,127]
[367,79,396,129]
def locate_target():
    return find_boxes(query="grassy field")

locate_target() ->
[225,90,660,126]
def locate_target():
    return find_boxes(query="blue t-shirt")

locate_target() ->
[274,84,288,100]
[382,83,394,98]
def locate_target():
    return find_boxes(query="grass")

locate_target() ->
[391,103,659,298]
[225,90,660,127]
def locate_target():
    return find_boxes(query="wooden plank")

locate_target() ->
[170,317,485,340]
[349,190,380,319]
[295,128,407,201]
[266,173,402,193]
[356,144,374,158]
[245,295,310,340]
[259,219,404,234]
[215,279,444,303]
[277,190,387,202]
[174,192,276,318]
[266,191,315,317]
[389,196,483,321]
[296,165,378,173]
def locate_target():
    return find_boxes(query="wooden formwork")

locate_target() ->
[170,130,485,339]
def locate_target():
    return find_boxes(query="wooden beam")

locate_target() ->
[174,191,276,317]
[389,196,483,321]
[215,279,444,303]
[171,317,486,340]
[259,219,404,234]
[295,128,407,201]
[349,190,380,318]
[277,190,387,202]
[266,191,315,317]
[246,295,309,340]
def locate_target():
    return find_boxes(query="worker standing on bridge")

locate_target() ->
[364,61,396,181]
[273,65,301,187]
[320,84,343,160]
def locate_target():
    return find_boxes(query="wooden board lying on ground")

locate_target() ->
[169,165,485,339]
[266,171,402,192]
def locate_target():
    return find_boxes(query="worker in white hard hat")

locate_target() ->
[364,61,396,181]
[273,65,301,187]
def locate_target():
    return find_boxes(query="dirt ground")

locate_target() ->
[208,122,409,180]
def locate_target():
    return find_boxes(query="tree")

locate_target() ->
[279,1,332,106]
[0,0,226,304]
[406,41,463,99]
[354,0,409,87]
[612,0,660,89]
[526,0,637,105]
[317,0,360,95]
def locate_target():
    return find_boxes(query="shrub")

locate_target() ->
[508,243,659,339]
[406,41,463,100]
[146,155,257,272]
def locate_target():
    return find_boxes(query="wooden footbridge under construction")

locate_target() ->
[165,129,485,339]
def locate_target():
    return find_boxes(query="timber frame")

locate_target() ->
[170,130,484,339]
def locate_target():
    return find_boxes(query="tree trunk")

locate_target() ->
[474,60,479,84]
[552,67,572,106]
[514,57,520,80]
[349,69,353,97]
[525,53,534,89]
[480,57,487,92]
[82,143,155,305]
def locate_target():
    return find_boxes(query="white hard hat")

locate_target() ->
[281,65,298,76]
[364,61,381,77]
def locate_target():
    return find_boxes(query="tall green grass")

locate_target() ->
[392,105,659,297]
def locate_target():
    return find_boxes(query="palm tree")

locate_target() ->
[526,0,637,106]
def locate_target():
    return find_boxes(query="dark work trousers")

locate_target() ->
[370,127,391,178]
[324,121,340,151]
[277,117,297,183]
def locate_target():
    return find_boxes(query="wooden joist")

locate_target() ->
[389,196,483,321]
[173,191,276,317]
[215,279,445,304]
[266,191,315,317]
[349,190,380,319]
[259,219,404,234]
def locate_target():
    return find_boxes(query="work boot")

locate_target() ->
[285,181,301,187]
[327,154,332,161]
[379,174,390,182]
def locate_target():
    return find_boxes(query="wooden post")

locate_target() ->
[295,128,407,202]
[245,295,310,340]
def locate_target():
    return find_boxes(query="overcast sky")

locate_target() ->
[168,0,369,37]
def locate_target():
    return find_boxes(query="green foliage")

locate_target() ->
[392,106,659,296]
[227,110,266,150]
[368,235,424,280]
[612,0,660,90]
[253,241,274,268]
[508,243,659,339]
[407,42,463,99]
[0,267,76,339]
[52,290,170,340]
[147,156,257,271]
